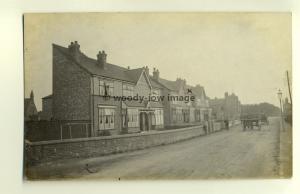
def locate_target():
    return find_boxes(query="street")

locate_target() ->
[27,117,281,180]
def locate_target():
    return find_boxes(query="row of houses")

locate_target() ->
[209,92,241,121]
[26,41,241,137]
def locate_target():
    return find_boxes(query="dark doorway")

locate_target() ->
[139,112,145,131]
[139,112,153,131]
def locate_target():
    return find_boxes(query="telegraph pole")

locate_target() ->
[286,71,292,106]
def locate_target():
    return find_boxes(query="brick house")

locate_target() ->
[191,84,213,127]
[51,41,164,136]
[150,69,212,128]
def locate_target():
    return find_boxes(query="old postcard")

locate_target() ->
[23,13,292,180]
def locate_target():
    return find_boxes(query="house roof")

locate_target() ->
[149,77,165,89]
[150,76,179,91]
[209,98,224,105]
[191,85,207,99]
[53,44,145,84]
[42,94,53,99]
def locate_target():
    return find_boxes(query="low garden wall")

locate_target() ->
[25,125,205,164]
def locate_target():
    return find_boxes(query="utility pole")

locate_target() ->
[277,89,285,132]
[286,71,292,106]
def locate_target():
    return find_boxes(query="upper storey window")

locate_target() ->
[123,84,134,96]
[99,79,114,96]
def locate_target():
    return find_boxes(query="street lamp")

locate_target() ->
[277,89,285,131]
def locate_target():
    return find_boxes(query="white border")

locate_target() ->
[0,1,299,194]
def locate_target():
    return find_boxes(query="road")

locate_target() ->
[27,117,281,180]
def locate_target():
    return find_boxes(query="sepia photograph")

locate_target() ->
[23,12,292,180]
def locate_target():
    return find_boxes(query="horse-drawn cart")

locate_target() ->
[240,114,262,131]
[260,114,269,125]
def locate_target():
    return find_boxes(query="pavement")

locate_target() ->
[26,117,283,180]
[278,120,292,178]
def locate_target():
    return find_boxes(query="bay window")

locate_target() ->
[127,108,139,127]
[155,109,164,125]
[98,107,115,130]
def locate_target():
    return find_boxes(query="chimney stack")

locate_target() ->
[97,50,107,69]
[144,66,149,76]
[176,78,186,88]
[225,92,229,98]
[153,68,160,81]
[68,41,81,62]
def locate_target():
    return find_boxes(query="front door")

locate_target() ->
[139,112,145,131]
[140,112,153,131]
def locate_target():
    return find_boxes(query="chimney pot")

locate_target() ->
[144,66,149,75]
[153,68,159,81]
[68,41,81,61]
[97,50,107,68]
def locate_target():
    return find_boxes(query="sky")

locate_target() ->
[24,13,292,111]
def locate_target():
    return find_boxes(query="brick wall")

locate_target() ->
[25,125,205,164]
[52,46,91,121]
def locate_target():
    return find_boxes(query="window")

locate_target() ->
[190,108,195,122]
[183,109,190,123]
[98,107,115,130]
[123,84,134,96]
[122,109,127,128]
[195,109,201,122]
[155,109,164,125]
[172,108,176,122]
[175,107,183,122]
[99,79,114,96]
[127,108,139,127]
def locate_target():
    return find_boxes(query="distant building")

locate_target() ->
[209,92,241,121]
[150,71,212,128]
[40,94,53,120]
[24,90,38,121]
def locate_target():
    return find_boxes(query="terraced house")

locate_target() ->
[150,72,213,130]
[49,41,164,136]
[42,41,213,138]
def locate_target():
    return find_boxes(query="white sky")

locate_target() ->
[24,13,291,111]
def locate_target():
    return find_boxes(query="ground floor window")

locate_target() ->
[190,108,195,122]
[183,109,190,123]
[98,107,115,130]
[176,107,183,122]
[204,110,209,121]
[122,108,127,128]
[172,108,176,122]
[195,109,201,122]
[154,109,164,125]
[127,108,139,128]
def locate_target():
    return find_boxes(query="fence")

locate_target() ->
[25,120,91,142]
